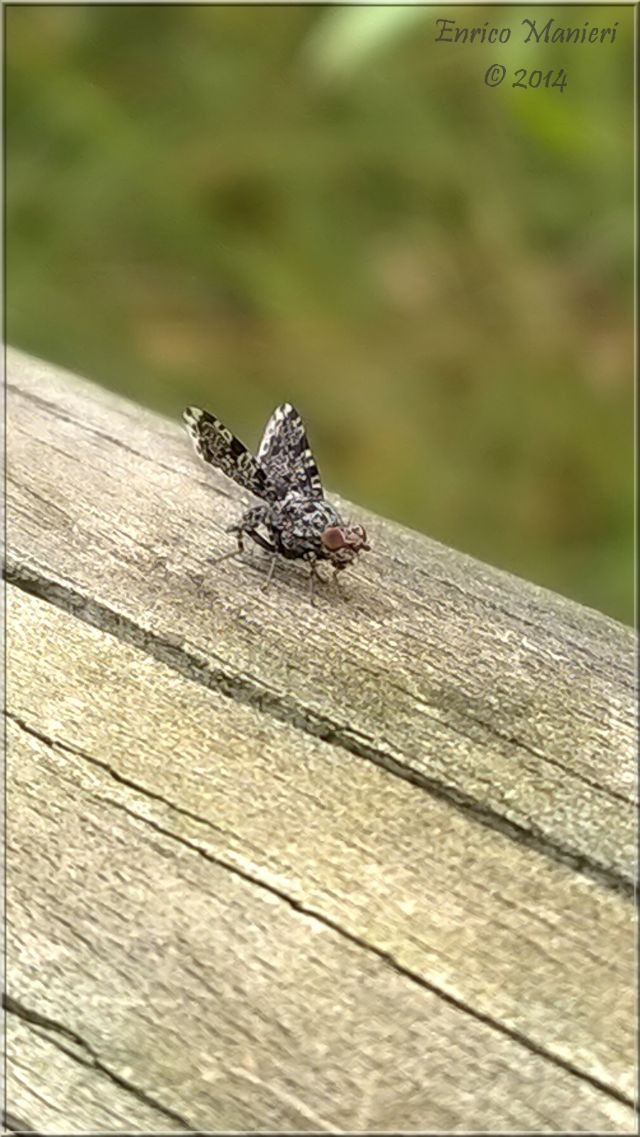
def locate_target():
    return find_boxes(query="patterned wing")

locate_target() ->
[256,403,324,499]
[183,407,276,501]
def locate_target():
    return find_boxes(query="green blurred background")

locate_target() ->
[6,3,634,623]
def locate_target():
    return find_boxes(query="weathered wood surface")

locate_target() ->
[5,347,637,1132]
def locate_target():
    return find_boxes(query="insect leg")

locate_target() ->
[210,549,240,566]
[232,505,278,556]
[243,528,276,554]
[210,541,242,566]
[260,555,279,592]
[307,559,324,606]
[208,524,246,565]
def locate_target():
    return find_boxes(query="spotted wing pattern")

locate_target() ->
[183,407,276,501]
[256,403,324,500]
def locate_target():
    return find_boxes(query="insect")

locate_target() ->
[183,402,370,601]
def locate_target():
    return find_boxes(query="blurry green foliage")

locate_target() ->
[6,4,634,622]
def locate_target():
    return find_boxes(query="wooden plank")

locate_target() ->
[6,1017,179,1134]
[6,349,637,1130]
[6,587,635,1131]
[6,348,636,896]
[7,736,633,1134]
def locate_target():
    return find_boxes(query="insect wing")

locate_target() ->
[256,403,324,499]
[183,407,276,500]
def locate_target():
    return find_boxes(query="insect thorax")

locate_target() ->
[243,493,343,560]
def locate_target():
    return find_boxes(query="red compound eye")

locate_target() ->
[322,525,370,553]
[321,526,347,551]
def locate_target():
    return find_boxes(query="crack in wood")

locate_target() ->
[6,562,634,895]
[7,713,636,1111]
[6,563,634,898]
[3,1113,39,1134]
[3,996,196,1131]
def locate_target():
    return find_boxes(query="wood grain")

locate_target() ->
[6,1017,177,1133]
[6,350,636,887]
[6,348,637,1132]
[5,598,634,1131]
